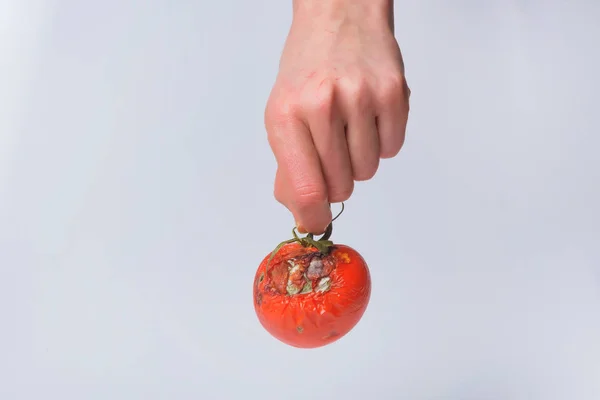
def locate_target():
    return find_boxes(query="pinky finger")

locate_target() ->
[378,79,410,159]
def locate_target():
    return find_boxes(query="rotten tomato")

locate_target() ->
[253,207,371,348]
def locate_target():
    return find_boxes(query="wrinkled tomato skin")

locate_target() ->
[253,242,371,349]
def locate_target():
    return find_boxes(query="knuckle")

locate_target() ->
[329,183,354,203]
[265,103,303,145]
[380,135,405,159]
[354,170,375,182]
[304,78,336,117]
[378,72,406,105]
[380,146,400,159]
[342,76,369,97]
[401,82,411,113]
[340,77,371,112]
[293,185,328,208]
[353,161,379,181]
[265,99,297,128]
[264,85,303,129]
[273,186,285,204]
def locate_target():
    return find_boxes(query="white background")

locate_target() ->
[1,1,599,399]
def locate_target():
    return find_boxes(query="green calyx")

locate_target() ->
[267,224,334,264]
[267,203,345,264]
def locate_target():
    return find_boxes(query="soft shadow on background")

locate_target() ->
[1,1,599,399]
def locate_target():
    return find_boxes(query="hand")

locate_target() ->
[264,0,410,234]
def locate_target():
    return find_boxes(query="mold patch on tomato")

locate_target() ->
[266,251,338,296]
[315,277,331,293]
[255,291,263,306]
[286,261,307,295]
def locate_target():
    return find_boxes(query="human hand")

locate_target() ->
[265,0,410,234]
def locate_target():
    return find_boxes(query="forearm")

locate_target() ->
[292,0,394,29]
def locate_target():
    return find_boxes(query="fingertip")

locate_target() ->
[294,202,332,235]
[296,223,307,234]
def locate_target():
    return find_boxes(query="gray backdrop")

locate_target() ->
[1,1,599,399]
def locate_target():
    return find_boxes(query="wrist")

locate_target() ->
[292,0,393,29]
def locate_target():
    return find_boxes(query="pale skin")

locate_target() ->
[265,0,410,234]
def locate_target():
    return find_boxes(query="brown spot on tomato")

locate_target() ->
[255,273,264,288]
[296,326,304,334]
[323,331,339,340]
[256,292,263,306]
[269,261,289,294]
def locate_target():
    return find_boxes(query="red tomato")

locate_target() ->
[253,241,371,348]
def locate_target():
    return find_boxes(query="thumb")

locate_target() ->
[274,166,332,235]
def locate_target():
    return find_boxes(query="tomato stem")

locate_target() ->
[267,202,345,265]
